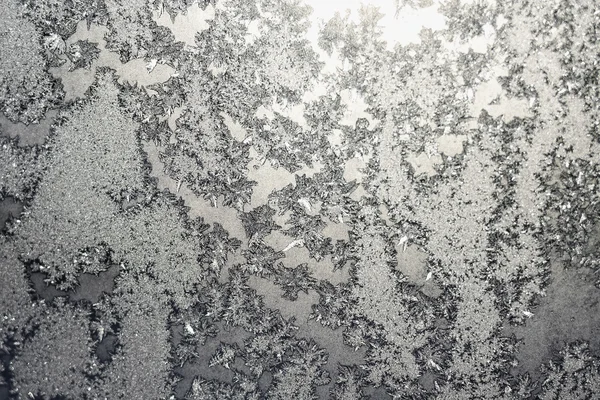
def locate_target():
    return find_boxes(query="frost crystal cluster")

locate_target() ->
[1,0,600,399]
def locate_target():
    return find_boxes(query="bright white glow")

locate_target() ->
[152,3,215,47]
[442,22,496,54]
[388,3,447,47]
[299,0,447,130]
[302,0,447,54]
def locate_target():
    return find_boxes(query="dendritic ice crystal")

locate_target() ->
[1,0,600,399]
